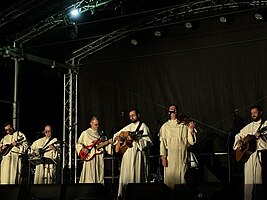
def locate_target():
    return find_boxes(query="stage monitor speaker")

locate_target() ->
[64,183,112,200]
[169,184,208,200]
[0,185,25,200]
[124,183,171,200]
[29,184,62,200]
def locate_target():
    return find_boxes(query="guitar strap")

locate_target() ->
[135,121,143,132]
[42,137,53,150]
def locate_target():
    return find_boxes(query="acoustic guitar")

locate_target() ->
[115,130,144,155]
[1,137,25,156]
[236,126,267,162]
[30,139,60,158]
[79,136,111,161]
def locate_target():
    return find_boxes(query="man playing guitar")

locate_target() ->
[233,105,267,200]
[76,116,113,183]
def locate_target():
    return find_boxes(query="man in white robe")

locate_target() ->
[76,117,112,183]
[159,104,196,190]
[30,124,59,184]
[0,122,28,184]
[113,108,152,199]
[233,105,267,200]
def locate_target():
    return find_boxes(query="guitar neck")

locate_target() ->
[96,140,110,150]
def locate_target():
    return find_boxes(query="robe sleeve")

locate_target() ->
[76,131,85,154]
[187,128,196,145]
[159,125,167,156]
[135,124,151,151]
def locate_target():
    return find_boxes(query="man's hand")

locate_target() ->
[161,156,168,167]
[49,144,56,151]
[12,141,17,146]
[81,148,89,154]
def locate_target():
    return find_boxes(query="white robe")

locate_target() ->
[76,128,111,183]
[30,137,59,184]
[159,119,196,189]
[0,131,28,184]
[113,121,152,197]
[233,119,267,200]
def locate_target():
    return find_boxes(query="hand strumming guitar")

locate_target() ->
[81,147,89,154]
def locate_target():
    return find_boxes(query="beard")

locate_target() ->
[130,118,138,123]
[252,115,261,122]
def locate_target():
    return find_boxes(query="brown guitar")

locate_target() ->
[236,126,267,162]
[115,130,144,155]
[1,137,25,156]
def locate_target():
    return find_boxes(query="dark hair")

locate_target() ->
[250,105,263,112]
[129,108,140,116]
[168,104,179,119]
[4,122,13,128]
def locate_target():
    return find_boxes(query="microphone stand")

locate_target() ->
[110,113,123,200]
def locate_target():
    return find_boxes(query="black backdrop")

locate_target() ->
[1,10,267,183]
[78,12,267,155]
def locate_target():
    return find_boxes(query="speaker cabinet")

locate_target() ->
[64,183,112,200]
[29,184,62,200]
[0,185,24,200]
[124,183,171,200]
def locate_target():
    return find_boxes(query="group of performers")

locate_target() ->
[0,123,59,185]
[1,104,267,200]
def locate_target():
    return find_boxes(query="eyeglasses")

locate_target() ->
[4,128,12,132]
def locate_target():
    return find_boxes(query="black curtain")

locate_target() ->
[78,12,267,155]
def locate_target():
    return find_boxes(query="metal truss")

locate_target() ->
[62,69,78,184]
[14,0,113,45]
[0,0,49,28]
[66,0,267,65]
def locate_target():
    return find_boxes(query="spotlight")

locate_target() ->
[153,28,166,38]
[68,23,78,39]
[255,13,263,20]
[154,30,162,37]
[70,8,81,17]
[185,22,193,29]
[219,15,234,24]
[184,21,199,30]
[254,9,267,21]
[130,38,138,45]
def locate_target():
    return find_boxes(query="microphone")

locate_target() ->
[120,111,124,117]
[97,130,104,136]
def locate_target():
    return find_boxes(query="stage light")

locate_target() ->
[219,15,234,24]
[254,9,267,21]
[184,21,199,30]
[185,22,192,29]
[153,28,166,38]
[70,8,81,17]
[255,13,263,20]
[130,38,138,45]
[154,30,162,37]
[68,23,78,39]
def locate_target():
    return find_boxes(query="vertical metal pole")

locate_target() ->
[69,69,73,183]
[13,58,19,130]
[74,71,78,184]
[62,74,67,184]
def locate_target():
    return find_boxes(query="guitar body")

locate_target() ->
[115,130,144,155]
[79,139,110,161]
[1,137,24,156]
[2,144,13,156]
[236,134,256,162]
